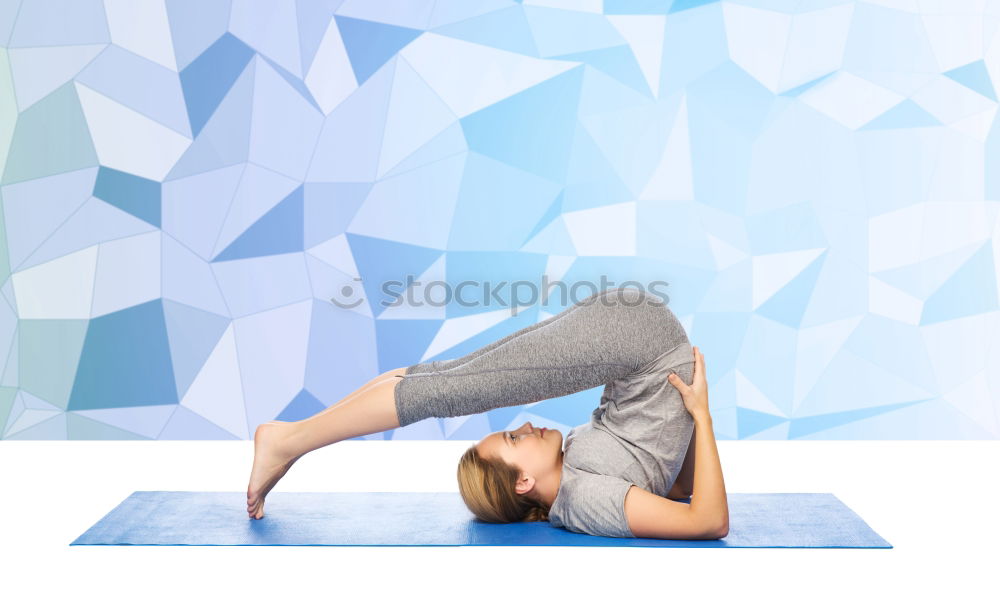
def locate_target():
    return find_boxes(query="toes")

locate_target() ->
[246,496,265,519]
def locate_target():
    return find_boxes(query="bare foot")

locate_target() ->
[246,421,300,519]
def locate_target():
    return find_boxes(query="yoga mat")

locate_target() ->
[71,491,891,548]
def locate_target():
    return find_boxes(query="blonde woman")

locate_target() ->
[247,286,728,539]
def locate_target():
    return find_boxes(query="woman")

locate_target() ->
[246,286,728,539]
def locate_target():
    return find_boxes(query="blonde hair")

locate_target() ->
[457,443,551,523]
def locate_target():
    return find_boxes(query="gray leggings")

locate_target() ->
[392,287,690,427]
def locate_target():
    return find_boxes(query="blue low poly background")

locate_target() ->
[1,0,998,440]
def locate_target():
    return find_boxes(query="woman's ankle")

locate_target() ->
[271,420,308,462]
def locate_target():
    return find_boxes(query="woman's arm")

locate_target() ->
[666,346,728,537]
[623,412,726,539]
[686,412,728,536]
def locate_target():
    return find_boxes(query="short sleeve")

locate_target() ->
[549,471,635,538]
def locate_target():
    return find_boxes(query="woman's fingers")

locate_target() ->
[667,372,689,395]
[669,345,706,394]
[693,346,705,384]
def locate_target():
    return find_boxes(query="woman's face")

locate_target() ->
[475,421,563,493]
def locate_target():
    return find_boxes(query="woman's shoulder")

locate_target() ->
[549,466,635,538]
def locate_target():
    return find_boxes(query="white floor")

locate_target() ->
[2,440,998,592]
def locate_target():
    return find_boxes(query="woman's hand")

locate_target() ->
[667,346,710,420]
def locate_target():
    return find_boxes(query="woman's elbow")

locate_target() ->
[701,518,728,539]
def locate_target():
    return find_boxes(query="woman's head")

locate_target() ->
[457,421,564,523]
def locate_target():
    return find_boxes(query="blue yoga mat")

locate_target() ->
[70,491,891,548]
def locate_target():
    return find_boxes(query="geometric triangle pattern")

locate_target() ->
[1,2,999,441]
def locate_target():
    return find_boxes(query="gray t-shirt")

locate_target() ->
[547,341,695,538]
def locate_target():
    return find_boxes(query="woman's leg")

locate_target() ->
[247,369,407,518]
[408,291,596,374]
[393,288,662,427]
